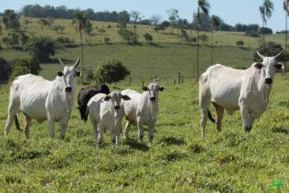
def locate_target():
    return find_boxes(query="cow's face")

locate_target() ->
[57,57,80,93]
[143,82,164,101]
[104,91,130,110]
[255,51,283,85]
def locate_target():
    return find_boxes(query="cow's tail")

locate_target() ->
[208,110,215,123]
[14,114,22,131]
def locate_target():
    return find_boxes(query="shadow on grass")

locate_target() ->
[272,127,289,135]
[124,139,149,152]
[158,136,187,146]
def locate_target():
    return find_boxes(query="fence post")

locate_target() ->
[178,72,181,84]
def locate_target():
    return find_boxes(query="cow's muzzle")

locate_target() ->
[114,106,120,110]
[65,87,72,92]
[150,97,156,101]
[265,78,272,84]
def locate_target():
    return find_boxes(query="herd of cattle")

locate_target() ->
[3,50,284,147]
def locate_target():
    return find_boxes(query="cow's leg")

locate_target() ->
[199,87,211,139]
[23,114,32,140]
[97,123,104,148]
[240,106,254,132]
[60,122,68,139]
[47,113,55,138]
[213,102,224,132]
[123,121,131,140]
[137,117,144,143]
[113,123,121,145]
[4,101,19,136]
[148,120,156,145]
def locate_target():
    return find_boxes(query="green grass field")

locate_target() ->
[1,18,289,192]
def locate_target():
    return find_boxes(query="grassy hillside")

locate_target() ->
[0,17,286,48]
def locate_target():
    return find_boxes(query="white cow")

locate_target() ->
[121,81,164,144]
[199,50,283,138]
[4,57,80,140]
[87,91,130,147]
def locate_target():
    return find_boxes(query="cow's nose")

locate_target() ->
[65,87,72,92]
[114,106,120,110]
[265,78,272,84]
[150,97,156,101]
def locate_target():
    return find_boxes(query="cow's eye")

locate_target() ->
[254,63,263,69]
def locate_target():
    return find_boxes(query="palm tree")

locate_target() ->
[259,0,274,46]
[284,0,289,67]
[73,11,89,83]
[195,0,210,80]
[210,15,221,65]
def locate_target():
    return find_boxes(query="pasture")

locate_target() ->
[1,19,289,192]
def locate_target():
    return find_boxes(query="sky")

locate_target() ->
[0,0,285,32]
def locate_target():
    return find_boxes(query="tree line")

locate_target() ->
[0,4,273,34]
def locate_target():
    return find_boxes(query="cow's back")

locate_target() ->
[12,74,51,121]
[200,64,245,111]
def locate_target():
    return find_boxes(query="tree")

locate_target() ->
[0,57,11,83]
[259,0,274,46]
[130,11,142,44]
[166,9,179,31]
[210,15,221,64]
[2,9,20,30]
[143,33,153,43]
[27,37,55,62]
[151,15,162,26]
[195,0,210,80]
[73,11,90,83]
[96,59,130,84]
[284,0,289,67]
[118,27,136,44]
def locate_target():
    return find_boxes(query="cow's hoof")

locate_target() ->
[244,127,252,132]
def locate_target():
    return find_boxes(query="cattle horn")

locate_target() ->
[73,57,80,69]
[256,51,264,60]
[58,58,65,66]
[274,49,283,58]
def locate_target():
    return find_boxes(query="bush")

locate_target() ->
[0,57,11,83]
[27,37,55,62]
[96,59,130,84]
[56,36,73,44]
[236,40,244,46]
[104,37,110,44]
[143,33,153,43]
[10,58,41,80]
[118,28,137,45]
[254,41,287,62]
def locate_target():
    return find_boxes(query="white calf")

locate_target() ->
[5,57,80,139]
[87,91,130,147]
[121,81,164,144]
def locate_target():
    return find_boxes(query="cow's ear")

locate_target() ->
[122,95,131,100]
[57,71,63,77]
[254,63,263,69]
[159,87,164,91]
[142,86,149,91]
[75,71,81,77]
[104,95,111,101]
